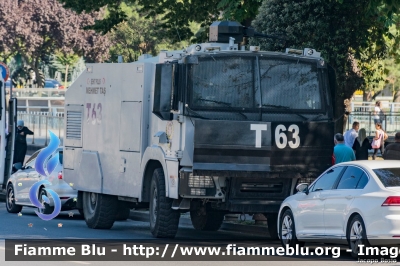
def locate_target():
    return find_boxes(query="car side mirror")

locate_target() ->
[296,183,309,195]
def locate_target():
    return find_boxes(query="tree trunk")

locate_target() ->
[334,93,346,134]
[394,91,400,103]
[65,64,69,86]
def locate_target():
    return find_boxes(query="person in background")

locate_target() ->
[13,120,34,165]
[333,133,355,164]
[374,101,384,125]
[352,128,372,160]
[344,121,359,149]
[372,122,387,160]
[383,132,400,160]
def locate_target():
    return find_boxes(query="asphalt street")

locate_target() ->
[0,201,364,266]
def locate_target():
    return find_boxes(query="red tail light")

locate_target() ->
[382,196,400,206]
[58,171,63,179]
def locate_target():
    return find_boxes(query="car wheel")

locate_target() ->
[6,184,22,213]
[149,168,180,238]
[347,214,369,259]
[279,209,305,247]
[38,188,54,215]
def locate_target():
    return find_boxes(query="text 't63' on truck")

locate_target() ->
[63,21,336,238]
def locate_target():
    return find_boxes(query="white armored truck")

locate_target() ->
[64,21,336,238]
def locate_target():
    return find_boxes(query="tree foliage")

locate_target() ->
[57,0,400,43]
[251,0,399,131]
[57,0,266,42]
[108,2,187,62]
[0,0,111,68]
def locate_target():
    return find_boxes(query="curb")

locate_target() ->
[129,211,270,236]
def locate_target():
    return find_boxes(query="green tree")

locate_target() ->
[57,0,400,43]
[251,0,399,131]
[108,2,189,62]
[51,52,81,85]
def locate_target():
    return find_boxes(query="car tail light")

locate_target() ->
[58,171,63,179]
[382,196,400,206]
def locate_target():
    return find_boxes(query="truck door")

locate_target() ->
[1,98,17,189]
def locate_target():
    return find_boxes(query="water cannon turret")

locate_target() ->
[208,21,285,45]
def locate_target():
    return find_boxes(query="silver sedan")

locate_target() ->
[5,147,77,215]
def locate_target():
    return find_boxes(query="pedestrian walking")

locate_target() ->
[374,101,385,125]
[13,120,34,165]
[344,121,359,149]
[371,122,387,160]
[383,132,400,160]
[352,128,372,160]
[333,133,355,164]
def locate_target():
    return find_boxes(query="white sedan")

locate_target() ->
[5,147,77,215]
[277,160,400,257]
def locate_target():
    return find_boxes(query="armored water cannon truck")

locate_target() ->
[63,21,335,238]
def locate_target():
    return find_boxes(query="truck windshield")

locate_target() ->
[188,55,323,111]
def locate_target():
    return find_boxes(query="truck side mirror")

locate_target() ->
[296,183,309,195]
[153,63,179,120]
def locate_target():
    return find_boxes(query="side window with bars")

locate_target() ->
[65,105,83,147]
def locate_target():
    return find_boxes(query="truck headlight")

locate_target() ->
[188,174,214,188]
[190,188,206,196]
[179,171,217,197]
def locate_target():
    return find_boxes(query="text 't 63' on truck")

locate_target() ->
[63,21,336,238]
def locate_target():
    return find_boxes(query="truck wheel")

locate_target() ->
[266,214,279,240]
[38,188,54,215]
[190,206,224,231]
[149,168,180,238]
[82,192,118,229]
[115,206,131,221]
[6,184,22,213]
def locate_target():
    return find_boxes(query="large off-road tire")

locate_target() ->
[149,168,180,238]
[6,184,22,213]
[38,188,54,215]
[279,209,305,247]
[266,213,279,240]
[190,205,224,231]
[347,214,369,259]
[82,192,118,229]
[115,206,131,221]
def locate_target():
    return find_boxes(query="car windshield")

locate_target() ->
[373,168,400,187]
[189,54,323,111]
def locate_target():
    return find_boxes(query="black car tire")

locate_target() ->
[279,209,305,248]
[347,214,369,259]
[38,188,54,215]
[6,184,22,213]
